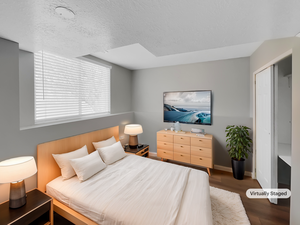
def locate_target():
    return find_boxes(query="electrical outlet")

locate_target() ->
[120,135,125,140]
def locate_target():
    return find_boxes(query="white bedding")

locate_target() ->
[47,155,212,225]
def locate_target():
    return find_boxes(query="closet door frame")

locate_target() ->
[252,49,292,180]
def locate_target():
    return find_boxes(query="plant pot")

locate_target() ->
[231,158,245,180]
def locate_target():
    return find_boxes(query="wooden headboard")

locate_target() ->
[37,126,119,193]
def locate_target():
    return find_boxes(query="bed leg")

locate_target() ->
[207,168,211,176]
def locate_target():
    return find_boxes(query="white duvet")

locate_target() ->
[47,155,212,225]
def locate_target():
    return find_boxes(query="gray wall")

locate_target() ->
[132,57,253,172]
[250,37,300,225]
[0,38,133,203]
[19,50,34,127]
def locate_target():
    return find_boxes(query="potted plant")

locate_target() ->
[225,125,252,180]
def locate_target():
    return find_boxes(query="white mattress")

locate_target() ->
[47,155,212,225]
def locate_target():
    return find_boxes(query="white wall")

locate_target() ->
[0,38,133,203]
[277,57,292,144]
[132,57,253,171]
[250,37,300,225]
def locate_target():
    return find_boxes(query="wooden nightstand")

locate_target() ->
[124,144,149,157]
[0,189,53,225]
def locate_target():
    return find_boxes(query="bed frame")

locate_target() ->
[37,126,119,225]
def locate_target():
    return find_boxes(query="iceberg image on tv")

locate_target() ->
[164,91,211,125]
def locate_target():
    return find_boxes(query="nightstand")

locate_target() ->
[0,189,53,225]
[124,144,149,157]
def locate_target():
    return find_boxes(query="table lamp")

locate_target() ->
[0,156,37,208]
[124,124,143,148]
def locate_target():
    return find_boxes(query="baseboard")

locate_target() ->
[213,165,252,177]
[149,152,253,177]
[149,152,158,157]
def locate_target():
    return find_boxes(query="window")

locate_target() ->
[34,51,111,124]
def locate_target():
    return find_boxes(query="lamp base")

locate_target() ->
[129,135,138,148]
[9,180,26,208]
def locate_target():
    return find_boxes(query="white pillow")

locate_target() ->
[92,136,117,149]
[97,141,126,165]
[69,151,106,182]
[52,145,88,180]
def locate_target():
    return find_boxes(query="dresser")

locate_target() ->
[157,130,213,176]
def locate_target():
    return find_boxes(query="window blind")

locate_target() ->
[34,51,110,123]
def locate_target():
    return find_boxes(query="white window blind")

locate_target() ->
[34,51,110,123]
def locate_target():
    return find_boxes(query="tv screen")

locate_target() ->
[163,90,212,125]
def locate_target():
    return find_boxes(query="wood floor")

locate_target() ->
[156,157,290,225]
[210,170,290,225]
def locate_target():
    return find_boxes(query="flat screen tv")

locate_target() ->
[163,90,212,125]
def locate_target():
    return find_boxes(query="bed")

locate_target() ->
[37,126,212,225]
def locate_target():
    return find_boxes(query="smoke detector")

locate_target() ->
[55,7,75,19]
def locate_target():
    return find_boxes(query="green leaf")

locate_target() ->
[225,125,252,160]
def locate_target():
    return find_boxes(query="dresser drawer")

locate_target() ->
[191,146,212,158]
[157,141,173,151]
[191,155,212,168]
[174,144,190,154]
[191,137,212,148]
[174,135,190,145]
[174,152,190,163]
[157,133,174,143]
[157,149,173,160]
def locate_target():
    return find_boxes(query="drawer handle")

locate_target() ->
[164,135,166,137]
[180,138,183,139]
[181,155,183,156]
[199,149,202,151]
[180,146,183,148]
[164,151,166,153]
[199,140,202,142]
[199,158,202,160]
[164,143,167,145]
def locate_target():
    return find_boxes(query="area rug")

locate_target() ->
[210,186,250,225]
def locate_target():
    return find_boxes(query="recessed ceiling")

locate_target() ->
[0,1,300,69]
[91,42,262,70]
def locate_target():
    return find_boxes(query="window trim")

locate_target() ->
[20,112,133,131]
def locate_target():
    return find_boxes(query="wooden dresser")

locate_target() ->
[157,130,213,175]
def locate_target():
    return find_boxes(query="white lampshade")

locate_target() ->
[0,156,37,183]
[124,124,143,135]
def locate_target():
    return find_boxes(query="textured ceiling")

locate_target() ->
[0,0,300,67]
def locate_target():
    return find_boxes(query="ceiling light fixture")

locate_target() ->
[55,6,75,19]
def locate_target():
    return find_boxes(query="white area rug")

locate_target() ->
[210,186,250,225]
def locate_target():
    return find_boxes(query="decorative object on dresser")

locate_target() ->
[124,124,143,148]
[191,128,205,134]
[174,121,181,131]
[124,144,149,157]
[157,130,213,176]
[0,189,53,225]
[0,156,37,208]
[225,125,252,180]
